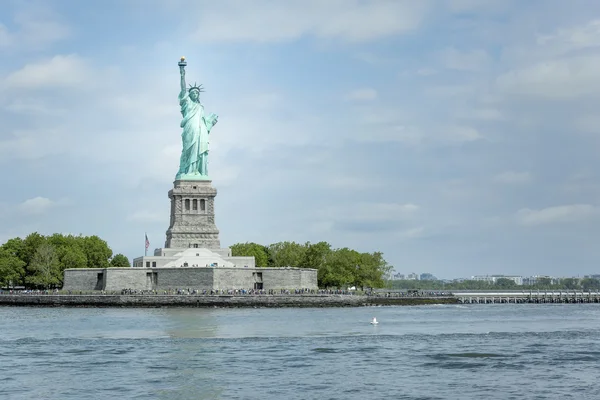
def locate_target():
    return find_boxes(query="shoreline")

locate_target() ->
[0,294,458,308]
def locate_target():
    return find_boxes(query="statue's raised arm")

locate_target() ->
[178,56,187,96]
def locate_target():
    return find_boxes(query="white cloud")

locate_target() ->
[354,52,400,65]
[345,88,378,101]
[127,210,166,223]
[399,226,425,239]
[494,171,532,184]
[331,202,419,222]
[444,126,482,142]
[321,176,385,190]
[461,108,504,121]
[424,84,476,97]
[576,114,600,134]
[536,19,600,56]
[0,5,69,49]
[18,197,67,215]
[353,124,482,145]
[439,47,491,71]
[4,98,68,116]
[5,55,90,89]
[187,0,429,43]
[0,24,11,46]
[210,163,241,187]
[416,67,437,76]
[353,125,423,144]
[445,0,514,13]
[0,128,70,161]
[517,204,598,226]
[496,55,600,99]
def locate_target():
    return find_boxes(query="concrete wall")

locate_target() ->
[227,256,255,268]
[213,268,254,289]
[101,268,216,291]
[63,269,103,291]
[64,266,318,291]
[301,269,318,288]
[152,268,214,290]
[104,268,150,291]
[261,268,318,290]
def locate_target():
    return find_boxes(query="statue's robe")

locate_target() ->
[177,91,210,177]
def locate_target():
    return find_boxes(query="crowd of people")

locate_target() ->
[367,290,453,297]
[0,288,358,296]
[1,288,453,297]
[118,288,357,296]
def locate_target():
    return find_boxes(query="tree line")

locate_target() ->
[231,241,393,289]
[388,277,600,291]
[0,233,130,289]
[0,235,391,290]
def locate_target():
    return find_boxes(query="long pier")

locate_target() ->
[454,290,600,304]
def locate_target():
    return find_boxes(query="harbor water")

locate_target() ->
[1,304,599,399]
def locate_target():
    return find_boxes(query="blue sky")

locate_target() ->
[2,0,600,279]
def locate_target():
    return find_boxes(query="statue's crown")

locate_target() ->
[188,82,205,93]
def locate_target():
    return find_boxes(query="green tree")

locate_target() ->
[57,245,88,270]
[388,279,493,291]
[356,251,390,289]
[230,242,269,267]
[83,235,113,268]
[494,278,517,289]
[110,253,131,268]
[302,241,331,270]
[26,242,61,288]
[0,237,26,286]
[388,279,421,290]
[21,232,46,266]
[48,234,88,280]
[534,277,553,289]
[560,278,580,290]
[319,248,359,288]
[2,237,25,257]
[47,233,77,249]
[581,278,600,291]
[268,241,307,268]
[0,248,26,288]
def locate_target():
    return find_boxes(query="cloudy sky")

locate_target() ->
[2,0,600,279]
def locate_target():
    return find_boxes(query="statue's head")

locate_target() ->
[188,82,204,102]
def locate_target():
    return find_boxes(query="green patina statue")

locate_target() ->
[176,57,218,181]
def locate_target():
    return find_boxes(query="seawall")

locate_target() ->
[0,294,458,308]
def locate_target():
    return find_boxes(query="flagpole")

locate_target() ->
[145,232,147,256]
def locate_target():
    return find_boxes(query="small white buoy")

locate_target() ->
[370,317,378,325]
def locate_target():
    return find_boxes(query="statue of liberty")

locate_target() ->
[176,57,218,180]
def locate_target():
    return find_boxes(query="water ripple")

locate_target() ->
[2,304,600,399]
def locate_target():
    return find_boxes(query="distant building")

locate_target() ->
[407,273,419,280]
[522,275,558,285]
[392,272,405,280]
[471,275,523,285]
[471,275,494,283]
[420,273,437,281]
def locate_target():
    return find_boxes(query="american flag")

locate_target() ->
[145,233,150,250]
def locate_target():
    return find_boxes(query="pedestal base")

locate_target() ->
[164,180,221,249]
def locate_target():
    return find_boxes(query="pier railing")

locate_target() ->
[454,290,600,304]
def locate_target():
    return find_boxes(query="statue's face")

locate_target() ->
[189,89,199,101]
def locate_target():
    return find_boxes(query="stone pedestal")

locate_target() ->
[164,180,220,249]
